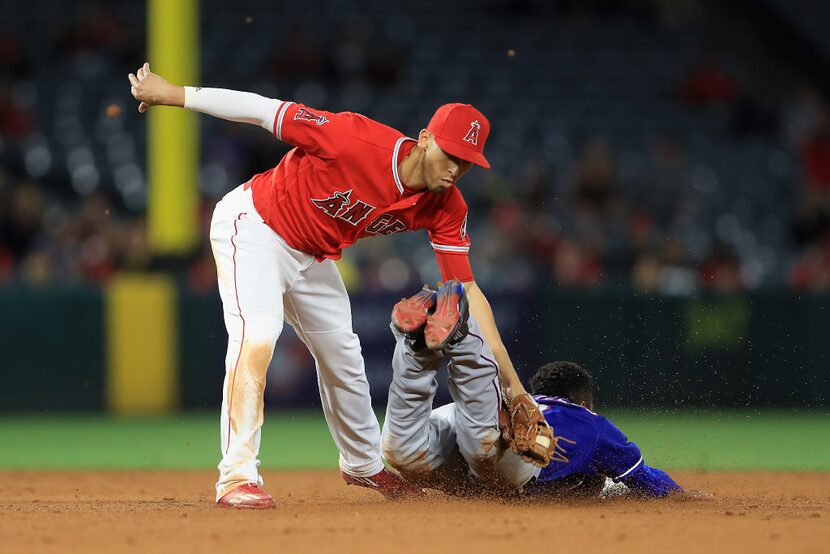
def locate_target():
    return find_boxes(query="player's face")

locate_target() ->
[420,134,472,194]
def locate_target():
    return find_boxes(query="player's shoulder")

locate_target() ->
[343,111,406,151]
[534,395,598,416]
[537,395,612,432]
[534,396,606,450]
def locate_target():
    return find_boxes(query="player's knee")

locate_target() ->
[310,330,367,382]
[235,313,281,374]
[459,427,500,466]
[244,313,282,343]
[382,437,432,474]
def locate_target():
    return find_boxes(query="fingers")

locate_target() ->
[137,62,150,80]
[129,65,151,113]
[128,73,140,99]
[135,62,151,81]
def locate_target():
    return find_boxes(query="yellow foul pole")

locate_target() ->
[147,0,199,254]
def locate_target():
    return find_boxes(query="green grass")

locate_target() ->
[0,412,338,470]
[0,410,827,471]
[604,410,830,471]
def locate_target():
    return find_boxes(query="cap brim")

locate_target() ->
[435,137,491,169]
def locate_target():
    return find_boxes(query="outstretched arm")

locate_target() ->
[463,281,527,400]
[128,62,279,130]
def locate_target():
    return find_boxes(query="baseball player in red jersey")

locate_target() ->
[128,62,547,509]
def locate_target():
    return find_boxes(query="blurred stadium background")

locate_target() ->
[0,0,828,470]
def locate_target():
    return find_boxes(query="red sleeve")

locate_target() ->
[428,190,474,282]
[272,102,350,159]
[434,251,473,282]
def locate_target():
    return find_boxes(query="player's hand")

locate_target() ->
[128,62,185,113]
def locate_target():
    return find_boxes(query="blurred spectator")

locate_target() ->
[790,231,830,292]
[187,247,218,292]
[270,27,329,83]
[19,249,54,287]
[799,108,830,201]
[0,172,13,282]
[0,181,45,262]
[699,241,744,293]
[569,137,623,224]
[632,252,662,293]
[62,3,126,56]
[0,83,35,140]
[782,84,825,148]
[659,239,698,295]
[63,193,117,284]
[331,17,371,84]
[114,219,152,272]
[678,54,737,105]
[636,134,693,231]
[631,239,697,296]
[0,32,28,80]
[551,238,604,288]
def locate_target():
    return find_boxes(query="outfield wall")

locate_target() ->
[1,281,827,411]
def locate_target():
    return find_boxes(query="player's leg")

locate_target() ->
[439,296,540,491]
[209,184,313,502]
[443,314,503,484]
[380,321,447,473]
[282,259,386,478]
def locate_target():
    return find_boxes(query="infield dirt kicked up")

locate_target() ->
[1,470,827,553]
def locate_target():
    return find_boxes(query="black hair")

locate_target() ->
[528,361,593,406]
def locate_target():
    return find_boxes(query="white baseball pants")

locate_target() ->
[209,184,384,500]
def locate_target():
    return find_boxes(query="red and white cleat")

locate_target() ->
[392,285,437,334]
[341,468,425,500]
[217,483,276,509]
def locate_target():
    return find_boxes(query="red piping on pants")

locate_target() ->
[225,212,247,454]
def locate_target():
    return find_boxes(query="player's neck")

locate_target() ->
[398,145,427,191]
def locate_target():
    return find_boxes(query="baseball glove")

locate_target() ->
[501,393,555,467]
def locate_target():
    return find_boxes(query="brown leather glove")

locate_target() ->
[505,393,555,467]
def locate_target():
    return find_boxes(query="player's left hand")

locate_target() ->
[504,393,555,468]
[127,62,185,113]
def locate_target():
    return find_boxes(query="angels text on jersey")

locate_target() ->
[311,189,409,235]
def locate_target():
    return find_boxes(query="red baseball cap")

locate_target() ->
[427,103,491,169]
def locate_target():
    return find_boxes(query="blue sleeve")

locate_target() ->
[619,463,683,498]
[593,417,682,498]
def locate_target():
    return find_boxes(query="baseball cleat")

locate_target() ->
[341,468,425,500]
[217,483,276,509]
[424,279,469,350]
[391,285,437,334]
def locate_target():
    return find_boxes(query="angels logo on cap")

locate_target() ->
[427,104,491,169]
[463,121,481,145]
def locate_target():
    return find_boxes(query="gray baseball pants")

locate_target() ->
[381,316,537,491]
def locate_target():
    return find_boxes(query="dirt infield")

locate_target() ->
[1,470,828,554]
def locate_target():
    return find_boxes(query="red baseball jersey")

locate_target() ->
[247,101,474,282]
